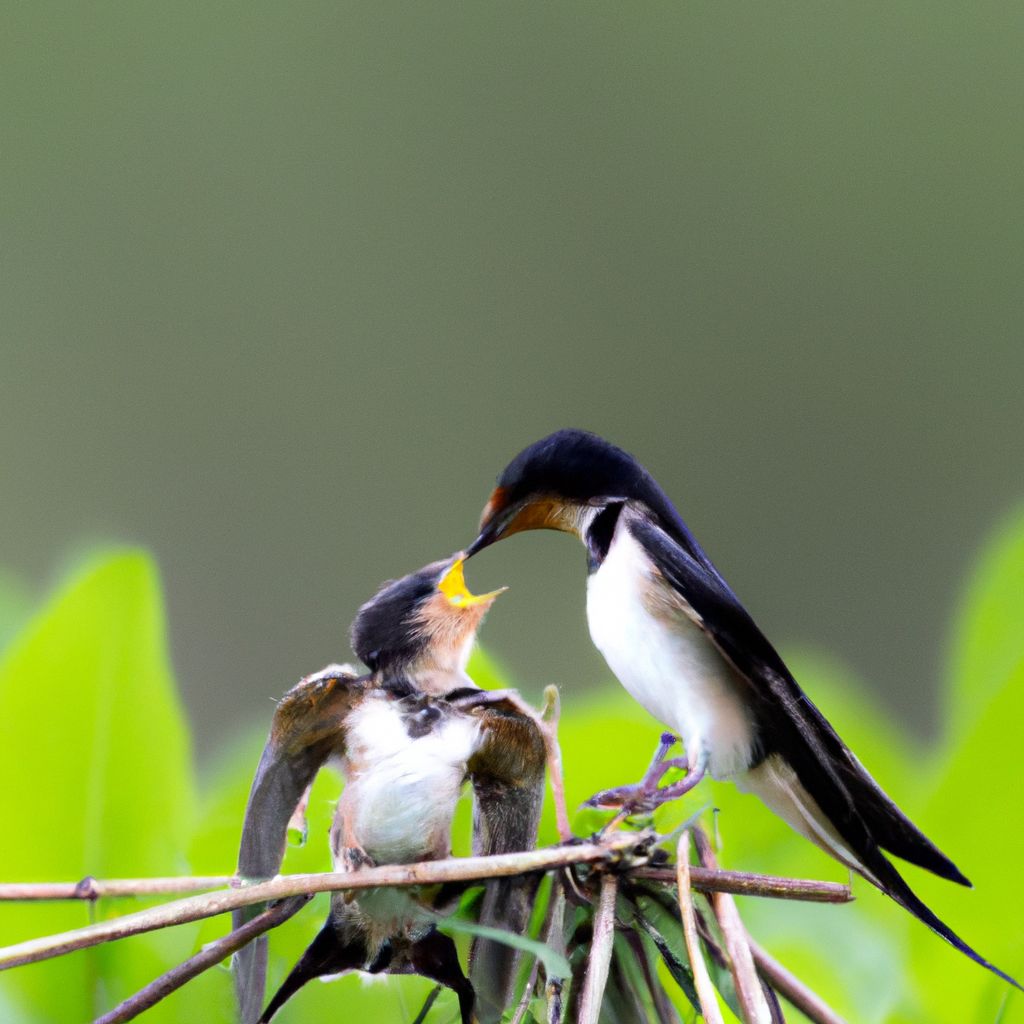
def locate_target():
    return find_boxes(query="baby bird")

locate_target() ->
[234,555,545,1024]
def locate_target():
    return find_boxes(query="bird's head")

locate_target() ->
[350,554,506,681]
[467,429,663,556]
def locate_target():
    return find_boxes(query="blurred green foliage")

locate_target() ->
[0,510,1022,1022]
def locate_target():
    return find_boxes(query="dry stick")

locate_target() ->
[632,867,851,904]
[486,685,573,842]
[0,877,234,901]
[576,872,618,1024]
[692,828,771,1024]
[0,867,851,905]
[509,957,542,1024]
[92,894,310,1024]
[538,685,573,842]
[544,878,567,1024]
[0,839,640,971]
[676,831,725,1024]
[749,939,850,1024]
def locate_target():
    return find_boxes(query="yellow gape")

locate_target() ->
[438,557,507,607]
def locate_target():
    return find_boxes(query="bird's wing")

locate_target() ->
[629,515,967,885]
[463,696,546,1024]
[234,664,366,1024]
[630,515,1024,987]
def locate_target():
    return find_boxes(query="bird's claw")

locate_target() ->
[343,846,375,872]
[583,733,705,817]
[583,782,670,815]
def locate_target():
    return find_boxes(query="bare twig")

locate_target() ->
[0,838,640,971]
[0,833,853,1024]
[93,894,310,1024]
[577,872,618,1024]
[0,877,233,901]
[749,939,850,1024]
[0,867,851,905]
[631,866,851,904]
[509,957,541,1024]
[544,877,567,1024]
[676,831,724,1024]
[539,685,573,842]
[693,828,771,1024]
[478,685,573,842]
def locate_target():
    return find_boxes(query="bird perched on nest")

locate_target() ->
[466,427,1019,990]
[233,555,546,1024]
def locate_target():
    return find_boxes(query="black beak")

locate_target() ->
[465,521,499,558]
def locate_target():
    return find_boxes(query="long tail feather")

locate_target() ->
[259,917,366,1022]
[744,756,1021,991]
[860,844,1022,992]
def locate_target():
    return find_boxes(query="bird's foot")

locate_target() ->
[340,846,374,903]
[585,777,688,814]
[342,845,374,872]
[584,733,705,815]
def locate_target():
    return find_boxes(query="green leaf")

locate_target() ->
[946,505,1024,740]
[0,569,33,654]
[0,550,197,1023]
[439,917,572,981]
[904,659,1024,1023]
[627,891,700,1012]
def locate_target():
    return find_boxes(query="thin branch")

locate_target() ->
[577,872,618,1024]
[0,877,233,901]
[676,831,724,1024]
[544,877,567,1024]
[0,867,851,905]
[0,836,854,1024]
[479,685,573,842]
[509,957,541,1024]
[93,894,310,1024]
[749,939,850,1024]
[631,866,852,904]
[0,838,641,972]
[538,685,573,843]
[693,827,771,1024]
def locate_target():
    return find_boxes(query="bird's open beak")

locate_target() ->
[438,556,507,607]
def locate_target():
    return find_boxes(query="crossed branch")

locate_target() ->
[0,832,851,1024]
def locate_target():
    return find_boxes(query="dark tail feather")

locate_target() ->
[839,756,971,886]
[234,929,269,1024]
[862,846,1022,991]
[409,929,476,1024]
[259,918,366,1022]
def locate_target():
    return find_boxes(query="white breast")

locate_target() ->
[341,697,479,864]
[586,519,756,779]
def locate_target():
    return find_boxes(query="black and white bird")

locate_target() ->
[234,556,545,1024]
[465,427,1019,988]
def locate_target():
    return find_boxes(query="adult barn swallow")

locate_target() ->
[234,556,545,1024]
[466,428,1019,988]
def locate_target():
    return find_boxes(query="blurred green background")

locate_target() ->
[0,532,1022,1021]
[2,1,1023,754]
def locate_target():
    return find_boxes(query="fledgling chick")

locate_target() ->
[233,555,545,1024]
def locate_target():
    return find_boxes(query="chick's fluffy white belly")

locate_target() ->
[586,525,756,779]
[343,699,479,863]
